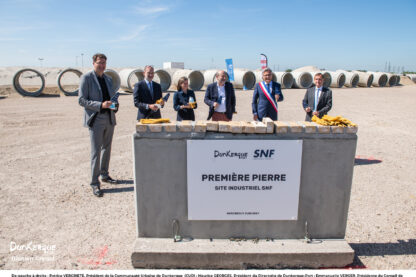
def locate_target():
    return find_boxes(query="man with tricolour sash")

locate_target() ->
[252,67,284,121]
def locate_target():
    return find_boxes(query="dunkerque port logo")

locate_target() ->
[213,150,248,159]
[9,241,56,254]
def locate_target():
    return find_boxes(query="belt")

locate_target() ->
[214,111,226,114]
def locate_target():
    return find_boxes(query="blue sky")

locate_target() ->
[0,0,415,71]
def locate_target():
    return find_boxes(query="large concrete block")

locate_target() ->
[133,131,357,240]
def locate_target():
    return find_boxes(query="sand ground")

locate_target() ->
[0,84,415,269]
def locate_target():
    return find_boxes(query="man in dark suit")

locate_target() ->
[252,68,284,121]
[78,53,118,197]
[302,73,333,121]
[204,70,236,121]
[133,65,164,120]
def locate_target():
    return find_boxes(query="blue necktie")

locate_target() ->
[314,88,320,111]
[148,82,153,99]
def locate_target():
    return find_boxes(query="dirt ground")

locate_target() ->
[0,84,415,270]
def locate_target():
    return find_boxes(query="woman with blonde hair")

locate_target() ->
[173,76,197,121]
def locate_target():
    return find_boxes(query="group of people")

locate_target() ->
[79,53,333,197]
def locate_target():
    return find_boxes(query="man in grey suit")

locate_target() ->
[79,53,118,197]
[302,73,332,121]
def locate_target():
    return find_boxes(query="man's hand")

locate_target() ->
[213,102,219,109]
[102,101,112,109]
[275,95,279,101]
[312,111,319,116]
[182,104,192,109]
[149,104,159,111]
[305,107,311,113]
[253,114,258,121]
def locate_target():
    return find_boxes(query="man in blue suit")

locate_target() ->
[252,68,284,121]
[302,73,332,121]
[133,65,164,120]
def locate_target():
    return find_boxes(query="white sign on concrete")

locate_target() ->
[187,140,303,220]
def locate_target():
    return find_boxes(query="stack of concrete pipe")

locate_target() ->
[11,66,409,98]
[232,69,256,90]
[119,68,144,92]
[353,71,374,87]
[336,70,359,88]
[328,71,346,88]
[291,72,313,88]
[368,72,388,87]
[167,69,204,91]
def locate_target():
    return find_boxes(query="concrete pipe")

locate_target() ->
[322,72,332,88]
[56,68,82,96]
[342,72,359,88]
[386,74,397,87]
[232,69,256,90]
[370,72,388,87]
[153,69,171,92]
[291,72,313,89]
[329,72,346,88]
[274,72,294,89]
[13,68,45,97]
[119,68,144,92]
[203,69,229,87]
[396,75,401,86]
[171,69,205,91]
[104,69,121,93]
[353,71,374,87]
[406,74,416,83]
[395,75,401,85]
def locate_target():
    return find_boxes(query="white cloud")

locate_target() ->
[133,5,170,15]
[110,25,149,42]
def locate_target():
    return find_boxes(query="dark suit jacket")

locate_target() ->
[173,90,197,121]
[78,70,117,127]
[252,81,284,121]
[133,80,163,120]
[302,86,332,121]
[204,82,236,120]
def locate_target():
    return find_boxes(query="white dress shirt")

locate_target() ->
[215,83,226,112]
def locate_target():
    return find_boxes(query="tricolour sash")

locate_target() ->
[259,82,277,113]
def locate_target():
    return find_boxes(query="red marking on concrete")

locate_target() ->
[77,245,117,267]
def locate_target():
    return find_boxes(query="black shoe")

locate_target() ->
[101,175,117,184]
[92,186,103,197]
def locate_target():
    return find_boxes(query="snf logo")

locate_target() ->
[253,149,275,158]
